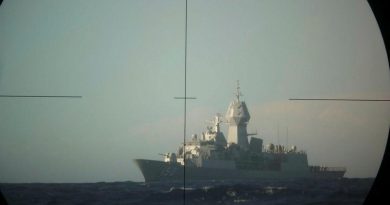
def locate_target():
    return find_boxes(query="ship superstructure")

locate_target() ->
[134,83,346,182]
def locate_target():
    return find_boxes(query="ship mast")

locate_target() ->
[235,80,242,102]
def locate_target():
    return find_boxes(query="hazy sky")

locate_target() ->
[0,0,389,182]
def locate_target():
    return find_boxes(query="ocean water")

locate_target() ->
[0,178,374,205]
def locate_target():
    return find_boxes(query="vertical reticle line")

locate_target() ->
[174,1,197,203]
[184,0,188,203]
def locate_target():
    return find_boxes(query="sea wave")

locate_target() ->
[0,178,374,205]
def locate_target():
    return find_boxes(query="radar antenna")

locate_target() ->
[205,113,223,133]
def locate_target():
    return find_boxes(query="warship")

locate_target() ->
[134,83,346,182]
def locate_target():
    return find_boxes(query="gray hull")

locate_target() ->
[134,159,345,182]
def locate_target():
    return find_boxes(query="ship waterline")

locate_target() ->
[134,159,345,182]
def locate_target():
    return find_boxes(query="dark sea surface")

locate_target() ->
[0,178,374,205]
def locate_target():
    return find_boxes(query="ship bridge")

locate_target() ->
[225,81,251,149]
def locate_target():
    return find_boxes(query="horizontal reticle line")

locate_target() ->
[289,98,390,101]
[174,97,196,99]
[0,95,82,98]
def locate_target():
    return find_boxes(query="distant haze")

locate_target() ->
[0,0,389,182]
